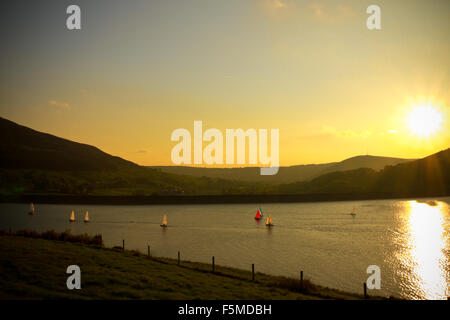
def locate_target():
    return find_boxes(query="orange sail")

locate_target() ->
[255,210,262,220]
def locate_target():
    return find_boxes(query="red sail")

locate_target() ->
[255,210,261,219]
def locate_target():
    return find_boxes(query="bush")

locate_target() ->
[3,229,103,246]
[273,277,316,294]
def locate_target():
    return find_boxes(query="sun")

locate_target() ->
[406,105,443,137]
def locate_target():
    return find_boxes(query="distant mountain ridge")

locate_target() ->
[151,155,414,184]
[0,116,447,199]
[0,117,137,171]
[277,148,450,197]
[0,117,413,178]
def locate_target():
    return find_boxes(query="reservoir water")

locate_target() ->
[1,197,449,299]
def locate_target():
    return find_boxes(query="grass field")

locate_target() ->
[0,234,380,300]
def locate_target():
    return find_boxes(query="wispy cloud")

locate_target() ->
[322,125,372,138]
[309,2,355,23]
[263,0,290,10]
[48,100,70,110]
[259,0,294,19]
[271,0,287,8]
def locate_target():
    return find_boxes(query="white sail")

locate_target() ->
[162,215,167,226]
[84,211,89,222]
[70,210,75,222]
[266,214,272,225]
[29,203,35,214]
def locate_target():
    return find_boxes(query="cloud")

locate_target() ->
[271,0,287,8]
[134,150,147,154]
[310,3,326,18]
[322,125,372,138]
[309,2,355,23]
[263,0,289,10]
[48,100,70,110]
[259,0,294,19]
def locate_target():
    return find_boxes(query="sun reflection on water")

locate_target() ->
[402,200,450,299]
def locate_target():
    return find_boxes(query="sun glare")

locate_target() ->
[406,105,443,137]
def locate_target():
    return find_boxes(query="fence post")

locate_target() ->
[178,251,180,266]
[252,264,255,281]
[148,245,150,257]
[212,256,215,273]
[122,239,125,251]
[300,271,303,290]
[364,283,368,299]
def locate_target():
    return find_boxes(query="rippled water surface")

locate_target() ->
[1,197,449,299]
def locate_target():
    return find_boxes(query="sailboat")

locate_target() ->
[160,215,168,228]
[28,203,35,215]
[350,208,356,217]
[254,209,262,220]
[84,211,89,223]
[265,214,274,227]
[69,210,75,222]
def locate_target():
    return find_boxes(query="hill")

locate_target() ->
[0,116,447,200]
[276,149,450,197]
[319,155,413,175]
[151,155,413,184]
[0,117,267,196]
[0,117,137,171]
[0,118,270,196]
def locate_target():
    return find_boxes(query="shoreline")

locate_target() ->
[0,232,389,300]
[1,193,448,206]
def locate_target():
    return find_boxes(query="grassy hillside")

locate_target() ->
[0,117,447,199]
[319,155,413,176]
[0,150,447,198]
[151,164,333,184]
[0,167,270,196]
[152,155,413,184]
[0,117,270,196]
[277,149,450,197]
[0,117,137,171]
[0,234,373,300]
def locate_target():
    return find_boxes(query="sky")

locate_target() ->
[0,0,449,166]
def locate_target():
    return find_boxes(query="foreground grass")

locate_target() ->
[0,235,376,300]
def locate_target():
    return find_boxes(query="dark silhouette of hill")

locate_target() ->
[277,149,450,197]
[373,148,450,196]
[0,117,137,171]
[0,117,265,196]
[319,155,412,175]
[151,155,413,184]
[0,116,447,200]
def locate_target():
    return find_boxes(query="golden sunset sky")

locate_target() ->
[0,0,449,166]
